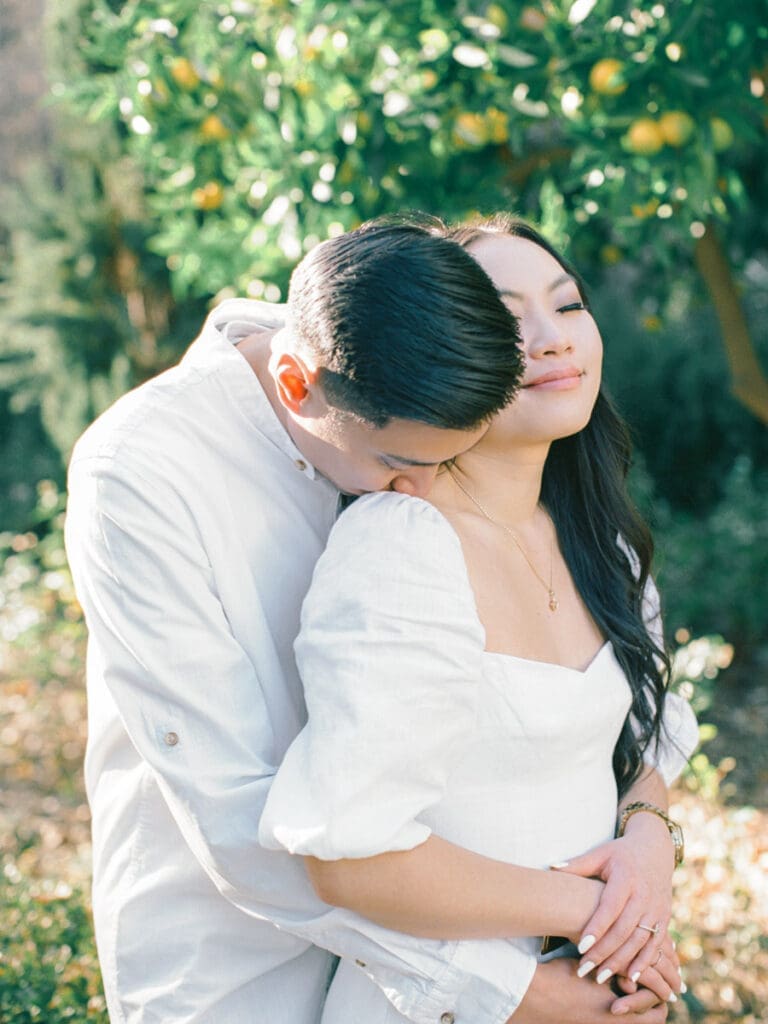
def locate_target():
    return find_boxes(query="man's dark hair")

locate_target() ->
[286,214,523,429]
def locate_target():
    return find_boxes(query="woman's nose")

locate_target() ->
[526,314,573,357]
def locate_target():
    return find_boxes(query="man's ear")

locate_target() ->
[272,352,321,414]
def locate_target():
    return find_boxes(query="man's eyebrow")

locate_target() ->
[380,453,441,468]
[498,273,576,300]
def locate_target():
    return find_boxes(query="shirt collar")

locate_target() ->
[187,299,322,481]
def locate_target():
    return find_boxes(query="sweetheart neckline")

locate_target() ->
[481,639,612,677]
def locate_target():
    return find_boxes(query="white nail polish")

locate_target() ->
[597,968,613,985]
[577,960,595,978]
[549,860,569,869]
[631,971,641,983]
[681,982,688,994]
[578,934,596,954]
[668,993,677,1003]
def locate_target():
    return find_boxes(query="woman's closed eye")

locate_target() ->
[557,301,586,314]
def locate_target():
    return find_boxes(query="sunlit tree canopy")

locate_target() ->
[62,0,767,300]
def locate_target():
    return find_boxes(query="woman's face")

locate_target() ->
[468,234,603,448]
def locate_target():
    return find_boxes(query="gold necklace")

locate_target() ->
[447,466,559,612]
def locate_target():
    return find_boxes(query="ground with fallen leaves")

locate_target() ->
[0,532,766,1022]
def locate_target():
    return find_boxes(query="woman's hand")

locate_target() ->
[552,816,681,994]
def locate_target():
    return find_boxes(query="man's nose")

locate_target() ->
[390,465,439,499]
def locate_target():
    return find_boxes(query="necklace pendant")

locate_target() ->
[548,592,559,612]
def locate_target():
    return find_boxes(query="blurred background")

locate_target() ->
[0,1,766,1020]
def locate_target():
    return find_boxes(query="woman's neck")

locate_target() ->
[436,442,550,528]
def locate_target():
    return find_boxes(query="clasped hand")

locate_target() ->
[555,833,683,1011]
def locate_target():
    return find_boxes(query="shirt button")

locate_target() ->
[164,731,179,747]
[295,458,307,471]
[440,1014,455,1024]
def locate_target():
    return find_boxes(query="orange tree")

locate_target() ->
[60,0,768,419]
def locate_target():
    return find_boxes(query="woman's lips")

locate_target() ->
[523,369,584,391]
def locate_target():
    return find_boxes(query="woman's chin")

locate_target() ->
[526,415,594,446]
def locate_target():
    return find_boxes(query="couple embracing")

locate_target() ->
[66,213,697,1024]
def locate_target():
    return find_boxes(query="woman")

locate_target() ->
[260,217,698,1019]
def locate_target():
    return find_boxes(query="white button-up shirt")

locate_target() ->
[65,300,538,1024]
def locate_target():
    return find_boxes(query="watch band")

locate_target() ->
[616,801,685,867]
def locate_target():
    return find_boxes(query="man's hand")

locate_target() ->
[507,959,668,1024]
[552,824,680,989]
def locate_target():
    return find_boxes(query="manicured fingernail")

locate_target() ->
[612,1007,629,1016]
[668,993,677,1003]
[549,860,569,869]
[631,971,641,983]
[597,968,613,985]
[578,934,596,954]
[681,981,688,994]
[577,960,595,978]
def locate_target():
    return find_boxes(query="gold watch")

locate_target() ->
[616,801,684,867]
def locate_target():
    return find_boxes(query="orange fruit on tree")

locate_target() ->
[485,107,509,144]
[658,111,695,147]
[625,117,664,155]
[589,58,627,96]
[169,57,200,90]
[710,117,734,152]
[519,6,547,32]
[453,112,489,148]
[631,197,660,219]
[192,181,225,210]
[199,114,230,141]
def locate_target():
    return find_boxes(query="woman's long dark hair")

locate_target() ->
[446,215,670,800]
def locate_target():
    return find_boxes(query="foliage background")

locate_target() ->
[1,1,766,1020]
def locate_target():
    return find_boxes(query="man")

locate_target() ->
[66,217,667,1024]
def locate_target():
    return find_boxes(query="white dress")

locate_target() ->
[260,493,699,1023]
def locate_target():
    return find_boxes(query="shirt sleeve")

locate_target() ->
[261,491,486,859]
[67,461,534,1024]
[640,575,699,785]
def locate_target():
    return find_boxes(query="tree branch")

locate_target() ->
[694,220,768,424]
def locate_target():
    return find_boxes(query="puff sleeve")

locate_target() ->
[641,574,699,785]
[260,492,485,860]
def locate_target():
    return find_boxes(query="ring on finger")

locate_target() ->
[636,921,660,935]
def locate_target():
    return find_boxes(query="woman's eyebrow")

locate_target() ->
[498,273,576,300]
